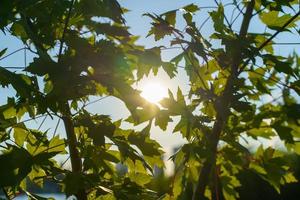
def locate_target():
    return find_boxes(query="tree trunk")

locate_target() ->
[192,1,256,199]
[62,103,87,200]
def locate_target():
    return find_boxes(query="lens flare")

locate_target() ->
[140,82,167,103]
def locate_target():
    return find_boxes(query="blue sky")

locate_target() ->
[1,0,300,163]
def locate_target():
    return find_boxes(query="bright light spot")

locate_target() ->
[141,82,167,104]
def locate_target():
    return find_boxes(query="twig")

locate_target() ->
[57,0,75,62]
[37,115,48,130]
[173,32,209,91]
[230,2,245,26]
[72,96,109,116]
[0,66,25,69]
[238,10,300,74]
[52,118,61,139]
[198,16,211,31]
[0,47,27,61]
[61,155,71,167]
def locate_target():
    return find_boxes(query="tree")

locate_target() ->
[0,0,174,199]
[0,0,300,200]
[144,0,300,199]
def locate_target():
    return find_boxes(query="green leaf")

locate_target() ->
[209,4,225,32]
[170,52,184,64]
[263,54,294,75]
[13,127,27,147]
[176,87,186,106]
[64,172,85,196]
[290,80,300,95]
[232,101,253,113]
[254,35,273,53]
[101,150,120,163]
[0,48,7,58]
[155,110,172,131]
[128,132,162,157]
[272,122,294,144]
[144,13,180,41]
[92,22,130,37]
[0,67,35,98]
[33,151,61,166]
[0,147,33,187]
[83,115,116,146]
[47,136,66,154]
[182,4,199,13]
[128,172,151,186]
[260,11,299,31]
[162,62,177,78]
[249,163,267,175]
[285,103,300,120]
[247,127,275,139]
[3,106,16,119]
[283,172,297,183]
[292,143,300,155]
[139,47,162,67]
[164,10,176,26]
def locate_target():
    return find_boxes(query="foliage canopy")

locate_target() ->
[0,0,300,199]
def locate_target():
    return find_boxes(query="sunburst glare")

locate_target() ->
[140,82,168,104]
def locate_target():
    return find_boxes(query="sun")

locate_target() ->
[140,82,167,104]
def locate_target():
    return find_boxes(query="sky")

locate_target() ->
[0,0,300,168]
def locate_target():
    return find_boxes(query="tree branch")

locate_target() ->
[0,47,26,61]
[58,0,75,63]
[239,9,300,73]
[192,0,255,199]
[57,1,87,199]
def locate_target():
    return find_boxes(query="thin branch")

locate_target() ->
[57,0,75,62]
[61,155,70,168]
[52,118,61,139]
[24,46,27,68]
[233,0,244,14]
[198,6,218,9]
[8,114,48,128]
[230,3,245,26]
[160,46,182,50]
[0,144,8,149]
[257,94,283,109]
[244,69,286,89]
[20,14,50,58]
[0,66,25,69]
[230,0,243,23]
[239,9,300,74]
[0,47,26,61]
[84,96,109,107]
[72,96,109,117]
[39,141,67,154]
[272,42,300,45]
[253,7,266,16]
[198,16,211,31]
[37,115,48,130]
[173,33,209,91]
